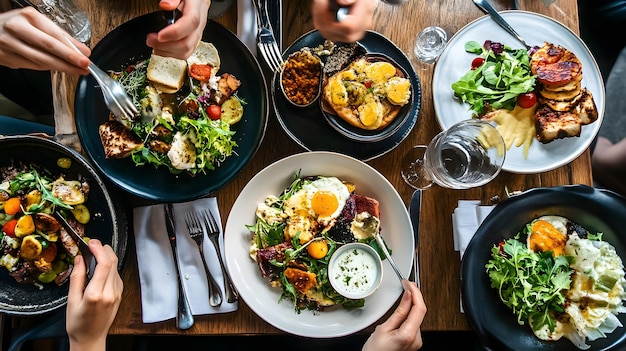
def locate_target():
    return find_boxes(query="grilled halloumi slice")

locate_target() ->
[531,42,583,87]
[574,88,598,125]
[98,120,143,159]
[538,90,583,111]
[534,106,582,143]
[538,82,581,101]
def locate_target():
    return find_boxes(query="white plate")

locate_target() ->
[433,10,605,174]
[224,151,414,338]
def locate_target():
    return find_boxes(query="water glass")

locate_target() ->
[14,0,91,44]
[413,26,447,64]
[401,119,506,190]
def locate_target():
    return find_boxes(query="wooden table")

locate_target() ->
[74,0,589,336]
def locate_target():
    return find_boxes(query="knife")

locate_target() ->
[53,211,96,282]
[164,203,194,330]
[409,189,422,289]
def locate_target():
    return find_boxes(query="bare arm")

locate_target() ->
[362,280,427,351]
[0,7,89,74]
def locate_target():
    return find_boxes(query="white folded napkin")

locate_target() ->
[133,197,237,324]
[452,200,494,313]
[237,0,257,55]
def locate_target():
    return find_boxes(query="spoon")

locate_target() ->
[472,0,532,49]
[373,231,407,287]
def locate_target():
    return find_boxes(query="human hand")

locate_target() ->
[66,239,123,351]
[362,280,427,351]
[146,0,211,59]
[0,7,90,74]
[311,0,378,43]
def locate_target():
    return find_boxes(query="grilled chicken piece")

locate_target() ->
[99,120,143,159]
[531,42,582,87]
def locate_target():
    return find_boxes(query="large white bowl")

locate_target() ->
[224,151,414,338]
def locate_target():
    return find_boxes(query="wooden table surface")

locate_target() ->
[72,0,590,336]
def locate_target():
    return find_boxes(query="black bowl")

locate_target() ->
[0,135,127,315]
[461,184,626,350]
[320,53,415,143]
[74,12,268,202]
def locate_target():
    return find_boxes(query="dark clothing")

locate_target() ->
[0,66,55,125]
[578,0,626,80]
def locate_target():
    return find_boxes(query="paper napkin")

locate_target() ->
[237,0,257,55]
[133,197,237,324]
[452,200,495,259]
[452,200,495,313]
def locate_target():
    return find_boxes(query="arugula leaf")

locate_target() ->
[452,40,536,116]
[485,238,572,332]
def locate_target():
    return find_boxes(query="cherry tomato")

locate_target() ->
[471,57,485,70]
[517,92,537,108]
[189,64,213,82]
[207,105,222,120]
[307,240,329,259]
[2,219,17,237]
[364,80,373,89]
[497,241,505,254]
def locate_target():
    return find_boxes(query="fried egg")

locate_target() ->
[284,177,351,231]
[527,215,569,256]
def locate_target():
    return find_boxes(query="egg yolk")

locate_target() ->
[529,220,568,256]
[311,191,339,218]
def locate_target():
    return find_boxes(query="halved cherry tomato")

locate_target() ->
[2,219,17,237]
[207,105,222,120]
[189,64,213,82]
[471,57,485,70]
[517,92,537,108]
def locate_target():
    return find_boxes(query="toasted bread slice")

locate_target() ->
[321,55,409,131]
[99,120,143,158]
[534,106,581,143]
[146,54,187,93]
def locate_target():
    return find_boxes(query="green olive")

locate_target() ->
[57,157,72,169]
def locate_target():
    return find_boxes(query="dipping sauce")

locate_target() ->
[280,50,322,107]
[329,242,382,299]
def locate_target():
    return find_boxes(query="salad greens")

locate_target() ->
[113,59,241,176]
[452,40,536,116]
[485,234,573,333]
[246,172,369,313]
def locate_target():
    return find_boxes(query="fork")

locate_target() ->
[184,211,223,307]
[202,210,238,303]
[65,37,139,122]
[252,0,284,72]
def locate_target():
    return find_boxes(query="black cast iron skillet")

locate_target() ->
[0,135,127,315]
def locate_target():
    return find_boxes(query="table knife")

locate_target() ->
[409,189,422,288]
[164,204,194,330]
[53,211,96,282]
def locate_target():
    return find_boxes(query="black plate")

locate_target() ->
[272,30,421,161]
[0,135,127,315]
[461,185,626,351]
[75,12,268,202]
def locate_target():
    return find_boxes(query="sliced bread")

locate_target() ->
[146,54,187,93]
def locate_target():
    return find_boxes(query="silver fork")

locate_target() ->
[184,211,223,307]
[252,0,284,72]
[65,37,139,121]
[202,210,238,303]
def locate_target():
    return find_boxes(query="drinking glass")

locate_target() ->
[413,26,448,64]
[401,119,506,190]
